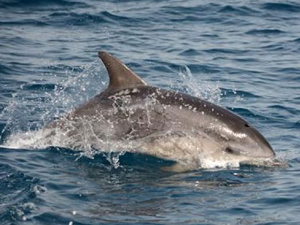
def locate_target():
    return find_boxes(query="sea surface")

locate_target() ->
[1,0,300,224]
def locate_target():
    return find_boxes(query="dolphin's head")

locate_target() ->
[218,120,275,160]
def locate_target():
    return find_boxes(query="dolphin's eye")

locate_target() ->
[245,123,250,127]
[225,147,240,155]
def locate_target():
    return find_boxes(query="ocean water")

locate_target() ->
[1,0,300,224]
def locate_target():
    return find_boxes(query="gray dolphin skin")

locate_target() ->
[45,51,275,171]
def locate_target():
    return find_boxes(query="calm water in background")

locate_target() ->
[1,0,300,224]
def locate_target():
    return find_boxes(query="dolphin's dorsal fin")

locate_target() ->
[98,51,147,92]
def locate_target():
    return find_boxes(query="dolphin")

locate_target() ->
[9,51,276,171]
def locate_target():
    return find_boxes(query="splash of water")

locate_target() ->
[176,66,221,104]
[0,61,106,143]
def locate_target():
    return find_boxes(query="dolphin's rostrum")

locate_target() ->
[43,51,276,171]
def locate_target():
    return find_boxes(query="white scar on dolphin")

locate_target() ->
[4,51,279,171]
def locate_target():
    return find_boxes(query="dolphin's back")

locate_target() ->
[68,85,245,142]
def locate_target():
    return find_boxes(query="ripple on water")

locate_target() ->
[246,29,285,36]
[218,5,260,16]
[0,0,90,9]
[262,2,300,13]
[0,163,39,222]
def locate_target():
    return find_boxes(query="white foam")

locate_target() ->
[3,129,53,150]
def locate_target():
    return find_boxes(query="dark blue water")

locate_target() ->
[1,0,300,224]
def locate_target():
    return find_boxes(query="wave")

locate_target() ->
[0,162,37,222]
[228,107,274,124]
[262,2,300,13]
[292,37,300,43]
[218,5,260,16]
[161,4,218,15]
[0,19,48,27]
[0,64,16,75]
[221,88,261,99]
[44,11,145,27]
[276,67,300,74]
[246,29,285,35]
[203,48,249,54]
[0,0,89,9]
